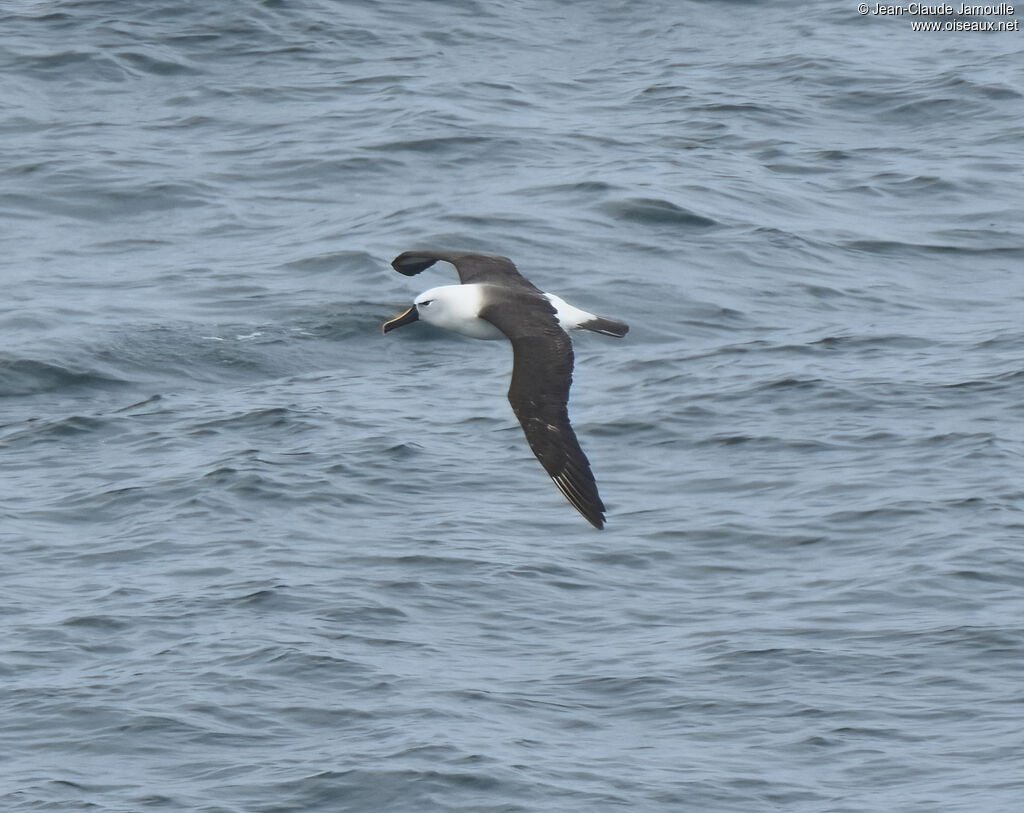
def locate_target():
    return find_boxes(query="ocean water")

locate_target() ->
[3,1,1024,810]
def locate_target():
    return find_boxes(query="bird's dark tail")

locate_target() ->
[577,316,629,338]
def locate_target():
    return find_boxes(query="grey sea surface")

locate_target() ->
[3,1,1024,810]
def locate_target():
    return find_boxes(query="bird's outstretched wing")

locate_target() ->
[480,291,606,529]
[392,250,541,293]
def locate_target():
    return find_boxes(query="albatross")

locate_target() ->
[382,250,628,529]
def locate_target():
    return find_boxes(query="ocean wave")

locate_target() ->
[0,358,129,397]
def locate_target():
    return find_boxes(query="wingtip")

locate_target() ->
[578,508,605,530]
[551,472,606,529]
[391,251,438,276]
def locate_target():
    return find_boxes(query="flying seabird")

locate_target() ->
[382,250,628,529]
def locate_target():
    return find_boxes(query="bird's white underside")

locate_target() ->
[413,283,595,340]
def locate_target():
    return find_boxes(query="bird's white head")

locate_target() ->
[412,285,476,332]
[383,284,504,340]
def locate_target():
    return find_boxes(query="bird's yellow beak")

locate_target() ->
[382,305,419,334]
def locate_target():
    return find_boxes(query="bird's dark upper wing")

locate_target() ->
[391,250,541,293]
[479,291,606,529]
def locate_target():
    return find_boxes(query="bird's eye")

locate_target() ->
[419,300,432,307]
